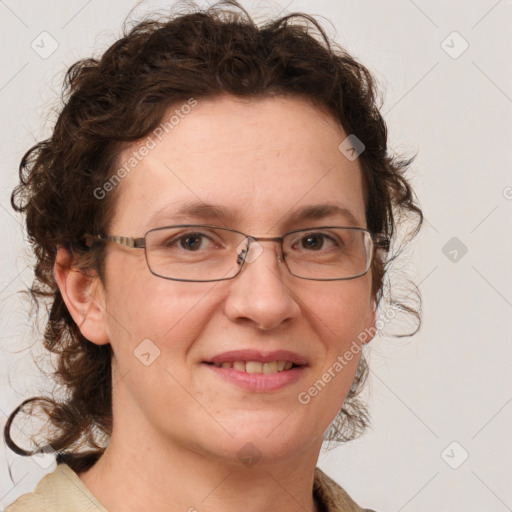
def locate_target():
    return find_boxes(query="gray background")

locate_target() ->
[1,1,511,511]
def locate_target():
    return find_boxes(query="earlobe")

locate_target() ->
[53,246,110,345]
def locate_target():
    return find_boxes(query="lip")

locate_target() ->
[202,349,308,392]
[203,364,306,392]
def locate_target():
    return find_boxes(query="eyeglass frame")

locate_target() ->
[84,224,390,282]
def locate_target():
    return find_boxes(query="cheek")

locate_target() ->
[305,278,373,344]
[304,286,368,415]
[301,280,371,406]
[103,262,218,359]
[103,279,217,413]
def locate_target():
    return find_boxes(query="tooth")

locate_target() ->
[221,362,232,369]
[263,361,278,374]
[233,361,245,372]
[284,361,293,370]
[277,361,286,372]
[245,361,263,373]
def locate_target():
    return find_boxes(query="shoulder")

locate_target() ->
[313,466,379,512]
[5,463,108,512]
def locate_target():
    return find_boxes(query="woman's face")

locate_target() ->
[95,95,375,465]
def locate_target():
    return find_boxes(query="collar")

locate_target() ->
[313,466,370,512]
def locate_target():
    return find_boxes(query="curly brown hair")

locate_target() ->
[4,0,423,474]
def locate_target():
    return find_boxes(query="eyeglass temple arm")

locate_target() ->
[84,234,146,249]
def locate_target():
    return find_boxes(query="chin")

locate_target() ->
[203,419,316,465]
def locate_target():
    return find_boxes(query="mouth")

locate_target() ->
[201,350,307,392]
[202,360,301,374]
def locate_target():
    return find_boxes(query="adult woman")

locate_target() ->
[4,1,422,511]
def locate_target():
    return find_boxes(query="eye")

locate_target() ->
[296,232,339,251]
[179,233,208,251]
[162,231,220,251]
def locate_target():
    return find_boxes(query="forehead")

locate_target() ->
[111,95,366,233]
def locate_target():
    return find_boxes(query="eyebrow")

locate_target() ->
[145,201,362,230]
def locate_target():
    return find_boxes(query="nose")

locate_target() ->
[223,239,301,330]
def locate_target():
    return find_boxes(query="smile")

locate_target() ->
[206,360,297,373]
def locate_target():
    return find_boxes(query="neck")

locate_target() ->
[79,435,321,512]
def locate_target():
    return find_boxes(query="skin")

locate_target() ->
[54,94,376,512]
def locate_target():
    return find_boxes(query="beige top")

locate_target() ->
[5,463,375,512]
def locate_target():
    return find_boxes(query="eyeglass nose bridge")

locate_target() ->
[236,234,286,266]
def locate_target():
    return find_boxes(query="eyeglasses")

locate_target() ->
[84,224,390,282]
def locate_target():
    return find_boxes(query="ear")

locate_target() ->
[53,246,110,345]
